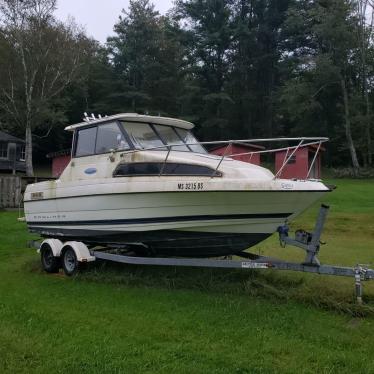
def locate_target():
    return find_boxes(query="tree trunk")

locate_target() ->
[341,79,360,175]
[25,124,34,177]
[358,0,372,165]
[365,90,372,165]
[132,97,136,112]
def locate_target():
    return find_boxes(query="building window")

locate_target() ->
[19,146,25,161]
[0,142,8,158]
[287,155,296,164]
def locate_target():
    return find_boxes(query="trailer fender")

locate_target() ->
[61,241,96,262]
[39,239,63,257]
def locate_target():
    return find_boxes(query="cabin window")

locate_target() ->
[175,128,207,154]
[95,122,129,154]
[114,162,221,177]
[0,142,8,158]
[75,127,97,157]
[121,122,166,150]
[153,125,190,151]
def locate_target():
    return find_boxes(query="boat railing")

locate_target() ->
[119,137,328,180]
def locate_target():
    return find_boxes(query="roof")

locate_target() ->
[64,113,195,132]
[275,143,326,152]
[0,130,24,143]
[309,143,326,151]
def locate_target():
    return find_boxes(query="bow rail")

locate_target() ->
[118,137,329,180]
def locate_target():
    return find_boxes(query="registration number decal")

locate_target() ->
[281,182,294,190]
[31,192,44,200]
[177,182,204,190]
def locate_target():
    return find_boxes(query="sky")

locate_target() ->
[54,0,174,44]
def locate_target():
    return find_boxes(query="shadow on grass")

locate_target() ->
[25,257,374,318]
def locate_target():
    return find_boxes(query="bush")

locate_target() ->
[331,167,374,178]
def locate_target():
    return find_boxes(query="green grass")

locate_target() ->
[1,179,374,373]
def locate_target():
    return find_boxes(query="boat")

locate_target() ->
[24,113,331,257]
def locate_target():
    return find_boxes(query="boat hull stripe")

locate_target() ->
[27,212,292,226]
[23,189,330,203]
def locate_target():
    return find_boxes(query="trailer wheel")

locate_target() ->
[40,244,60,273]
[62,247,79,276]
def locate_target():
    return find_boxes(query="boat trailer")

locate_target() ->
[33,205,374,303]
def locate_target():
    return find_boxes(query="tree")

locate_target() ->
[0,0,371,173]
[228,0,290,138]
[0,0,89,175]
[278,0,363,173]
[354,0,374,166]
[107,0,185,116]
[174,0,234,138]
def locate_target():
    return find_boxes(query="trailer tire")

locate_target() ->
[40,244,60,273]
[62,246,79,276]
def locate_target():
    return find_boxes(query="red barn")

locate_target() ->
[275,144,324,180]
[46,149,71,178]
[209,143,265,165]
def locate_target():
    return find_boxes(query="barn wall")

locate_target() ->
[275,148,309,179]
[52,155,71,178]
[210,145,261,165]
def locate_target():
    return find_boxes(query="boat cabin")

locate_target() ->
[0,130,26,174]
[50,114,231,178]
[55,113,227,180]
[67,114,206,158]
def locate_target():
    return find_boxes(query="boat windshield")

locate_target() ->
[175,128,206,154]
[121,121,207,153]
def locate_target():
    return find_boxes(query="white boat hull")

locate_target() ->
[25,189,327,256]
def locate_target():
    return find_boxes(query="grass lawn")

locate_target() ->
[0,179,374,373]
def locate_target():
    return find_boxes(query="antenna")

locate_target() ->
[83,112,104,122]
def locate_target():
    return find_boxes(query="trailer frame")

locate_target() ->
[32,204,374,303]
